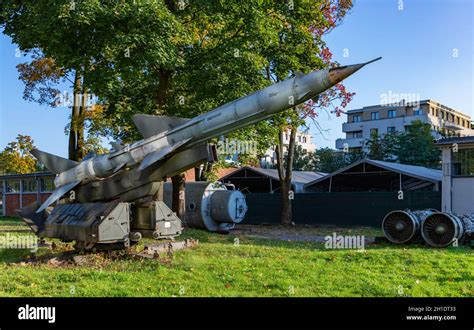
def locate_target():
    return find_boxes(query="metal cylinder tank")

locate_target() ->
[382,209,437,244]
[163,182,247,232]
[421,212,465,247]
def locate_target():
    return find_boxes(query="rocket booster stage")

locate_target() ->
[32,57,381,212]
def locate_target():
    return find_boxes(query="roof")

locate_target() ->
[304,158,442,188]
[220,166,326,184]
[0,172,54,180]
[434,136,474,146]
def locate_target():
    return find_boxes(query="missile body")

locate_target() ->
[32,58,381,212]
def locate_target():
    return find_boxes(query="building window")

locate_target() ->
[441,111,445,119]
[6,180,20,193]
[371,112,379,120]
[353,131,363,138]
[22,179,38,193]
[413,108,422,116]
[452,149,474,176]
[353,115,361,122]
[41,178,55,192]
[388,110,396,118]
[387,126,396,134]
[370,128,378,136]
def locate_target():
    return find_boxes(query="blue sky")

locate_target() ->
[0,0,473,157]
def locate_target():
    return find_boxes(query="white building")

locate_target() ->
[336,99,474,152]
[435,136,474,214]
[260,129,316,168]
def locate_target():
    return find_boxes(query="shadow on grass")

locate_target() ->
[0,249,36,263]
[180,227,474,254]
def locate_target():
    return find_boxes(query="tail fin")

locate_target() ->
[132,114,189,138]
[31,149,78,174]
[17,202,50,236]
[36,180,81,213]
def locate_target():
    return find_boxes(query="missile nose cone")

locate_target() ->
[328,56,381,85]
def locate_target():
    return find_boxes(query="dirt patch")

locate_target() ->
[12,239,200,268]
[233,224,379,244]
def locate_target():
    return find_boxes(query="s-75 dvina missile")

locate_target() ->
[31,57,381,212]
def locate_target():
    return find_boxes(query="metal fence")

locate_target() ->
[243,191,441,227]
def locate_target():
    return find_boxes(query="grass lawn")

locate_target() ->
[0,216,472,297]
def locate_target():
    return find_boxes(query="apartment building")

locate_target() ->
[261,129,316,168]
[336,99,474,152]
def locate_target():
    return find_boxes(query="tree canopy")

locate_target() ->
[0,135,39,174]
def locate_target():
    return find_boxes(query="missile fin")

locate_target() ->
[110,141,123,151]
[138,138,191,171]
[17,201,50,236]
[31,149,78,174]
[36,180,81,213]
[132,114,190,138]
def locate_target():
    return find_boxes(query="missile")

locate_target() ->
[31,57,381,212]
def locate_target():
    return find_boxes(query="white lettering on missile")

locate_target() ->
[18,304,56,324]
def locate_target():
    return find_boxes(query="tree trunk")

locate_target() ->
[69,71,82,161]
[275,125,297,226]
[201,162,212,181]
[171,173,186,221]
[155,69,172,109]
[77,88,87,161]
[194,167,202,181]
[68,104,77,161]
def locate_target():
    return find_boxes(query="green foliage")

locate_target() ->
[397,121,441,168]
[310,147,346,173]
[0,135,38,174]
[365,131,399,161]
[364,120,441,168]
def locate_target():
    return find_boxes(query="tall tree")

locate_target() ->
[265,0,354,226]
[0,135,38,174]
[397,120,440,168]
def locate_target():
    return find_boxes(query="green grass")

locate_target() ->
[0,216,472,297]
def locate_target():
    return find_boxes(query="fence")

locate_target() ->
[243,191,441,227]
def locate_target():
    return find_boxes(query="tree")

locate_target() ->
[362,120,441,168]
[397,120,440,168]
[0,135,38,174]
[267,0,354,226]
[310,147,346,173]
[365,130,400,161]
[292,145,312,171]
[81,1,353,222]
[366,131,385,160]
[1,1,354,223]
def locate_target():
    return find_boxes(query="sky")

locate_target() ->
[0,0,473,157]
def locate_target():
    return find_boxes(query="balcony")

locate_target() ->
[342,121,364,133]
[336,138,363,150]
[403,113,429,125]
[342,114,430,133]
